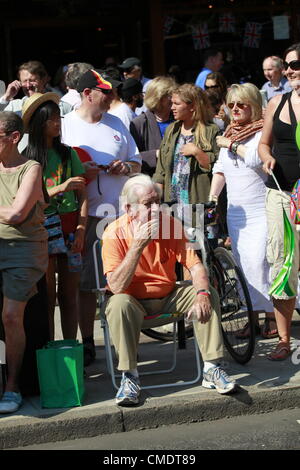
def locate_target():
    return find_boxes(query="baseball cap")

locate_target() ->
[118,57,141,70]
[121,78,143,96]
[98,70,123,89]
[77,69,113,92]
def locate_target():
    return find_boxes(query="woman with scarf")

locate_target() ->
[209,83,278,340]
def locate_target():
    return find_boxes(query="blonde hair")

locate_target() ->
[173,83,212,148]
[226,83,262,121]
[144,76,177,112]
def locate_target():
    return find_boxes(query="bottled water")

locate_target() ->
[67,233,82,272]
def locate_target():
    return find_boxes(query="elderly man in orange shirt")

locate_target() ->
[101,174,238,406]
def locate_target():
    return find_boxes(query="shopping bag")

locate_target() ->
[36,339,85,408]
[290,179,300,225]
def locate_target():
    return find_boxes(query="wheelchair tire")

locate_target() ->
[212,247,255,364]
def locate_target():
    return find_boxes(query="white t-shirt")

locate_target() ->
[60,89,82,110]
[108,102,136,130]
[61,110,141,217]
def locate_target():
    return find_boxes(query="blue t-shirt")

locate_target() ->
[157,120,173,138]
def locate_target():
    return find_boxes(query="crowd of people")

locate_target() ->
[0,44,299,412]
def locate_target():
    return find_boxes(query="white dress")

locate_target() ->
[212,131,273,312]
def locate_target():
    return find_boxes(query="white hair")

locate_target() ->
[120,174,162,210]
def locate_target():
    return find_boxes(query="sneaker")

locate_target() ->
[0,391,22,414]
[116,373,141,406]
[202,367,237,395]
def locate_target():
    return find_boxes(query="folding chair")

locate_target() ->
[0,340,7,393]
[92,239,202,391]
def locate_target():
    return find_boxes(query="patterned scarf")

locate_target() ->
[224,118,264,143]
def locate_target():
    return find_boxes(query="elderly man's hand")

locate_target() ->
[186,295,212,324]
[132,219,159,250]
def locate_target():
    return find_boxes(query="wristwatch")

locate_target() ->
[123,162,131,175]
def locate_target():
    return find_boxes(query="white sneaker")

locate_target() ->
[0,391,22,414]
[202,367,238,395]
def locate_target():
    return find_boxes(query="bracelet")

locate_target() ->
[123,162,131,175]
[231,141,241,155]
[209,194,218,203]
[196,289,211,296]
[228,141,233,153]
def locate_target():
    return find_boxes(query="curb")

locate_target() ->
[1,385,300,449]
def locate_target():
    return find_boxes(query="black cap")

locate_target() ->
[77,69,113,92]
[121,78,143,97]
[77,68,123,92]
[98,70,123,89]
[118,57,141,70]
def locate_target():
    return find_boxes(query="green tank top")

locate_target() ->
[0,159,48,241]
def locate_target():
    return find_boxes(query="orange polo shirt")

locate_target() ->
[102,213,200,299]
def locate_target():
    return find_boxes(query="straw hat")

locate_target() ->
[22,92,60,131]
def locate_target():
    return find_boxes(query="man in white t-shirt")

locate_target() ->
[61,69,141,366]
[60,62,94,110]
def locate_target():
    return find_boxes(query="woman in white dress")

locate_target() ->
[209,83,278,339]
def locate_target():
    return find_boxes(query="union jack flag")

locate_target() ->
[219,13,235,33]
[191,24,210,50]
[243,22,262,48]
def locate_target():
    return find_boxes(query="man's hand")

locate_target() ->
[186,295,212,324]
[132,219,159,250]
[107,159,129,175]
[82,161,100,181]
[3,80,22,101]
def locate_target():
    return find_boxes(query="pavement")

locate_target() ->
[0,310,300,450]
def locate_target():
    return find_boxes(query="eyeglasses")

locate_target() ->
[0,131,13,139]
[227,102,249,110]
[283,60,300,71]
[93,87,113,95]
[204,85,219,89]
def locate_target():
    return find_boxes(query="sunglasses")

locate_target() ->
[283,60,300,71]
[93,87,113,95]
[227,102,248,110]
[204,84,219,89]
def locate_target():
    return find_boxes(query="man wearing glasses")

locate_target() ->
[61,69,141,367]
[0,60,72,150]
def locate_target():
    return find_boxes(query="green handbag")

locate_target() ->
[36,339,85,408]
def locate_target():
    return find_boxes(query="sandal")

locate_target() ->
[235,322,260,339]
[268,342,291,361]
[261,317,278,339]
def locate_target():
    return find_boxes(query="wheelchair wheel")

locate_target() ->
[142,321,193,342]
[212,247,255,364]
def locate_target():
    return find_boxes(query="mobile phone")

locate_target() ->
[97,164,109,170]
